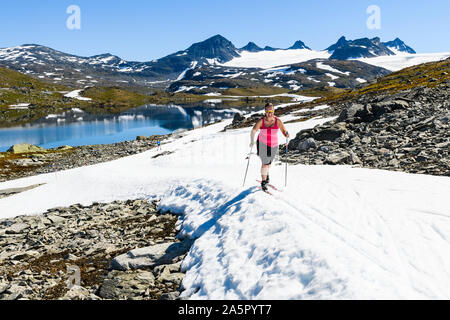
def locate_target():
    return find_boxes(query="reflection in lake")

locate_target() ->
[0,104,256,151]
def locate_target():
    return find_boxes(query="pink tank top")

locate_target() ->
[258,116,279,147]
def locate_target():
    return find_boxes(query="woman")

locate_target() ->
[250,103,289,191]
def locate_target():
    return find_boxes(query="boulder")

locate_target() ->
[313,123,347,141]
[46,215,66,225]
[5,223,30,234]
[56,145,74,151]
[298,138,317,151]
[336,103,365,123]
[60,285,100,300]
[98,270,155,300]
[232,113,245,124]
[110,239,193,271]
[325,152,351,165]
[7,143,46,154]
[371,100,409,118]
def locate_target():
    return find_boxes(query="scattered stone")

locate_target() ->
[0,199,187,300]
[284,82,450,176]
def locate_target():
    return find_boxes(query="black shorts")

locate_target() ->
[257,140,278,165]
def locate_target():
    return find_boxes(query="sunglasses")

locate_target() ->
[266,110,274,113]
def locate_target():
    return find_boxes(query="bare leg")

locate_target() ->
[261,164,271,181]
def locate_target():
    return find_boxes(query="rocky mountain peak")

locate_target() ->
[288,40,311,50]
[186,34,240,62]
[240,42,263,52]
[328,36,396,60]
[326,36,348,52]
[383,38,416,54]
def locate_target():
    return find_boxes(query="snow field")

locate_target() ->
[0,110,449,299]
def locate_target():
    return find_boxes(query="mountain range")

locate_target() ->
[327,36,416,60]
[0,34,419,92]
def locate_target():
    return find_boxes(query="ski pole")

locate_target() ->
[285,138,288,187]
[243,144,253,187]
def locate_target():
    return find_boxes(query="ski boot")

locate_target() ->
[261,179,269,192]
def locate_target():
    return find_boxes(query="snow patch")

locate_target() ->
[64,90,92,101]
[316,62,350,75]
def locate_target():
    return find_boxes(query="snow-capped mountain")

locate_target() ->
[327,36,396,60]
[169,58,390,93]
[239,40,310,52]
[1,34,447,92]
[0,44,158,87]
[0,44,145,73]
[239,42,264,52]
[383,38,416,54]
[184,34,240,63]
[288,40,311,50]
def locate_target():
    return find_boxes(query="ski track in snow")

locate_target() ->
[0,112,450,300]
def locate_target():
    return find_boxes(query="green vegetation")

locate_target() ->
[291,86,348,99]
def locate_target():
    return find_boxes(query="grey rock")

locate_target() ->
[336,103,365,123]
[99,270,155,300]
[325,152,350,165]
[60,285,100,300]
[160,272,185,284]
[232,113,245,124]
[319,146,331,153]
[0,282,9,295]
[161,292,180,300]
[111,239,193,271]
[10,250,40,261]
[154,262,182,275]
[298,138,317,151]
[5,223,30,234]
[46,215,66,225]
[313,123,347,141]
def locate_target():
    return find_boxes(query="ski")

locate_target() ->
[257,186,273,195]
[256,180,281,192]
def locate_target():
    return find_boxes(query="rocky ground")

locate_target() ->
[282,80,450,176]
[0,199,192,300]
[0,134,171,183]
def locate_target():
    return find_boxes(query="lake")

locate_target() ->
[0,104,252,152]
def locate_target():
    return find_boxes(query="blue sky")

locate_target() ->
[1,0,449,61]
